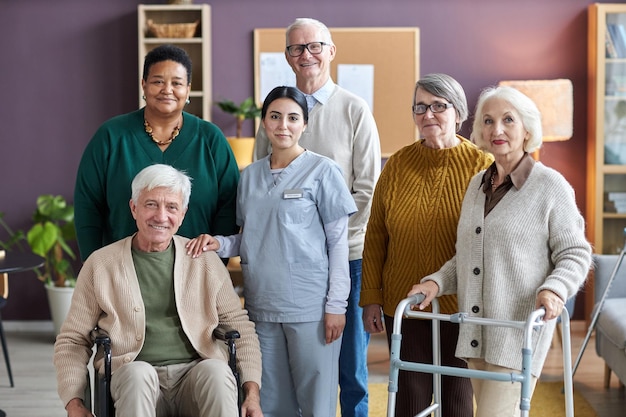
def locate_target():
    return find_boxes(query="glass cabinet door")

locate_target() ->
[604,13,626,165]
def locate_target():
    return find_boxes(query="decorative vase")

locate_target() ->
[45,285,74,335]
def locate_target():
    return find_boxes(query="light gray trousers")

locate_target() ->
[256,320,342,417]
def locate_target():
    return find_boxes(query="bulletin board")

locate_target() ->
[253,27,420,157]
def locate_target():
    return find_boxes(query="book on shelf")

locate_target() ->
[607,28,619,58]
[604,192,626,213]
[608,24,626,58]
[608,192,626,201]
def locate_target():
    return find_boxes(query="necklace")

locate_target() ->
[144,118,181,145]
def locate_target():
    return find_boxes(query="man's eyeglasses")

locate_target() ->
[412,102,454,115]
[286,42,330,57]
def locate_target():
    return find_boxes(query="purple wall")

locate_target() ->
[0,0,608,320]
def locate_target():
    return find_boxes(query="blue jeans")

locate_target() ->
[339,259,369,417]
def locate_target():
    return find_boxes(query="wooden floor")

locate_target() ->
[0,321,624,416]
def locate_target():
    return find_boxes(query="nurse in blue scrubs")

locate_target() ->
[187,86,357,417]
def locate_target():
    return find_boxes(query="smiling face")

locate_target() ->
[130,186,187,252]
[285,25,336,91]
[413,88,459,143]
[262,97,306,151]
[141,60,190,117]
[479,96,529,160]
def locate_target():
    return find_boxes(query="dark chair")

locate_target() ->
[89,325,242,417]
[0,273,14,387]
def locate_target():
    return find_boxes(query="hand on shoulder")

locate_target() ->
[185,234,220,258]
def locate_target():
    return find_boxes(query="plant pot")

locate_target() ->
[45,285,74,335]
[227,137,256,170]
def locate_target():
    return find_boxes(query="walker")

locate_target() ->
[387,295,575,417]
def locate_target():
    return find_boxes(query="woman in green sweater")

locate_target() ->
[360,73,493,417]
[74,45,240,261]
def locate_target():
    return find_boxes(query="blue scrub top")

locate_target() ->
[237,150,357,322]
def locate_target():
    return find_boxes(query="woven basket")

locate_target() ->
[146,19,199,38]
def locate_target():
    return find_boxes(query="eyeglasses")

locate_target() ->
[286,42,330,57]
[412,102,454,115]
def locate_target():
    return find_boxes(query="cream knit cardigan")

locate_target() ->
[424,162,591,376]
[53,235,261,407]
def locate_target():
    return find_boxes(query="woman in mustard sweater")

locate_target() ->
[360,73,493,417]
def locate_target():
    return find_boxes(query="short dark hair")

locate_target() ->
[261,86,309,123]
[142,44,192,84]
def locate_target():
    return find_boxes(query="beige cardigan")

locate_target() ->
[54,235,261,407]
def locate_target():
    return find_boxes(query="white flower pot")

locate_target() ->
[45,285,74,335]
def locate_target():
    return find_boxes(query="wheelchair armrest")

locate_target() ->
[213,324,242,409]
[89,328,113,417]
[213,324,240,341]
[91,328,111,346]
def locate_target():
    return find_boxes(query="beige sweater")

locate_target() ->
[53,235,261,407]
[425,163,591,376]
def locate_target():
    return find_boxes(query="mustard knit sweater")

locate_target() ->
[360,136,493,316]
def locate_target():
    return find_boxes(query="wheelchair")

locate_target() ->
[85,325,243,417]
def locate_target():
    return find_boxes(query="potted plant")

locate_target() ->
[216,97,261,139]
[26,194,76,288]
[216,97,261,169]
[0,195,77,334]
[29,194,76,334]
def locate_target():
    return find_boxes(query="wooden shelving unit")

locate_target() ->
[137,4,211,120]
[586,3,626,322]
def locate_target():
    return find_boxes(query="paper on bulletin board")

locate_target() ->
[259,52,296,102]
[337,64,374,112]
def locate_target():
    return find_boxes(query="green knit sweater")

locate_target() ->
[74,109,240,261]
[361,136,493,316]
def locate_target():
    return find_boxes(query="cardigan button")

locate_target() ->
[475,226,482,234]
[123,356,131,363]
[472,305,480,313]
[473,267,480,275]
[471,340,479,348]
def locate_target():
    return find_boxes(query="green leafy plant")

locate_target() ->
[1,195,77,288]
[27,195,77,287]
[216,97,261,138]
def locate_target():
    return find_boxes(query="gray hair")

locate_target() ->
[470,85,543,153]
[286,18,334,45]
[131,164,192,208]
[414,73,468,132]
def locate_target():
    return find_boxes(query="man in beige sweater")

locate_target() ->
[54,164,262,417]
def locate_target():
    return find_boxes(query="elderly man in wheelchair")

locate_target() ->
[53,164,263,417]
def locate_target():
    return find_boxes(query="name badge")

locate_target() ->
[283,189,303,199]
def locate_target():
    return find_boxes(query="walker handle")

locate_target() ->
[407,293,426,306]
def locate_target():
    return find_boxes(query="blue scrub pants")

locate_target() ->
[257,320,341,417]
[339,259,369,417]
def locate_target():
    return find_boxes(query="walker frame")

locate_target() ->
[387,295,575,417]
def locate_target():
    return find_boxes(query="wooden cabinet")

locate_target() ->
[137,4,211,120]
[587,3,626,255]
